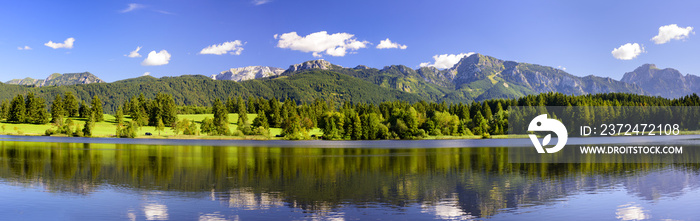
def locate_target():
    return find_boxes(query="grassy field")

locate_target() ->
[0,113,322,139]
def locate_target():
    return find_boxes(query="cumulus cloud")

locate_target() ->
[143,72,151,76]
[376,38,407,49]
[44,37,75,49]
[126,46,142,58]
[275,31,369,57]
[17,46,32,50]
[557,66,566,71]
[141,50,171,66]
[199,40,245,55]
[651,24,694,44]
[120,3,145,13]
[252,0,271,5]
[419,53,475,69]
[611,43,644,60]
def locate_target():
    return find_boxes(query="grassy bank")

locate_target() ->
[0,113,326,139]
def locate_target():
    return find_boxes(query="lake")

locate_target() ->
[0,135,699,220]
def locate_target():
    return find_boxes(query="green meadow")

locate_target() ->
[0,113,323,139]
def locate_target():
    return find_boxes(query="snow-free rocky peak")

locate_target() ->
[285,59,342,72]
[211,66,285,81]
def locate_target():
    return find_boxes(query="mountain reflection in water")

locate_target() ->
[0,141,699,220]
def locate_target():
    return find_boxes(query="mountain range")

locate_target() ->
[210,66,285,81]
[204,54,698,100]
[5,72,104,87]
[1,54,697,112]
[621,64,700,98]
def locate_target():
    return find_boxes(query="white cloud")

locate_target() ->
[651,24,694,44]
[557,66,566,71]
[120,3,145,13]
[376,38,407,49]
[199,41,245,55]
[252,0,271,5]
[611,43,644,60]
[143,72,151,76]
[419,53,475,69]
[44,38,75,49]
[154,10,174,15]
[275,31,369,57]
[17,46,32,50]
[141,50,171,66]
[126,46,142,58]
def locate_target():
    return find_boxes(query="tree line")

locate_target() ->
[0,91,697,140]
[112,92,700,140]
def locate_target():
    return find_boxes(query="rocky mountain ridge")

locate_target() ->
[621,64,700,98]
[5,72,105,87]
[210,66,285,81]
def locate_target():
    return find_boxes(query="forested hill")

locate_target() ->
[0,70,422,113]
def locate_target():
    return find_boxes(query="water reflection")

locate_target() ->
[0,141,698,220]
[198,212,233,221]
[225,188,285,210]
[615,203,650,221]
[143,203,169,220]
[421,193,477,220]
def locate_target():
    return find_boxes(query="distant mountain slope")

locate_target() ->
[621,64,700,98]
[0,71,423,113]
[450,54,645,99]
[5,72,104,87]
[282,54,646,102]
[211,66,284,81]
[5,77,43,86]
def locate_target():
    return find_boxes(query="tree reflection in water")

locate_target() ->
[0,141,699,219]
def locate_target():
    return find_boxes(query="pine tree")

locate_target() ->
[269,98,282,128]
[91,95,104,122]
[82,112,94,137]
[9,94,25,123]
[247,97,257,113]
[236,95,245,114]
[482,102,493,120]
[237,99,248,125]
[25,93,49,124]
[155,93,177,126]
[351,113,362,140]
[79,100,90,118]
[63,92,79,117]
[282,114,303,140]
[226,96,235,113]
[237,114,250,134]
[51,94,64,123]
[212,98,230,135]
[252,110,269,129]
[1,99,9,120]
[129,98,148,126]
[115,109,124,126]
[472,111,488,135]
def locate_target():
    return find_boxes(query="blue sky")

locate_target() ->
[1,0,698,82]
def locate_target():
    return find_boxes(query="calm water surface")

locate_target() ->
[0,136,699,220]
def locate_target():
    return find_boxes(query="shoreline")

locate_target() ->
[1,134,698,148]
